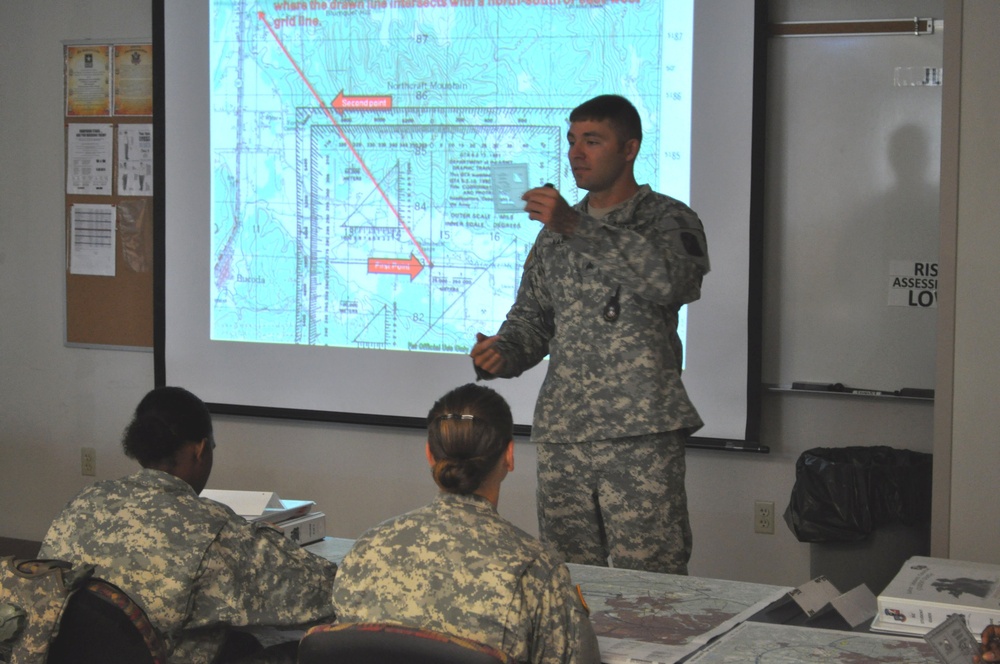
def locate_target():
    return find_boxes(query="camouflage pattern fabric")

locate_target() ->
[485,185,709,443]
[536,432,692,575]
[0,603,25,647]
[331,493,600,664]
[39,468,337,664]
[479,186,707,574]
[0,557,91,664]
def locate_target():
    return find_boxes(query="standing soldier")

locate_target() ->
[471,94,709,574]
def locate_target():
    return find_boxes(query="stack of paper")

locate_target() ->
[201,489,326,545]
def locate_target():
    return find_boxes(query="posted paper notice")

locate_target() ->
[70,204,116,276]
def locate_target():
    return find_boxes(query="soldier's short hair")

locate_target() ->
[122,386,213,467]
[426,384,513,494]
[570,94,643,148]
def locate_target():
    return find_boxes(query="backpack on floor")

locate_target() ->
[1,557,92,664]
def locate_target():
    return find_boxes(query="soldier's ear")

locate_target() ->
[194,437,211,463]
[425,441,435,468]
[623,137,640,163]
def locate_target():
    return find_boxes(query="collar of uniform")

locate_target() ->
[131,467,199,496]
[433,491,498,515]
[576,183,651,222]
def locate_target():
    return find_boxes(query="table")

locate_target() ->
[305,538,940,663]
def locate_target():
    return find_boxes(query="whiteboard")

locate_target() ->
[763,28,943,393]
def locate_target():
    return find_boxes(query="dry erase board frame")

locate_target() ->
[761,23,942,395]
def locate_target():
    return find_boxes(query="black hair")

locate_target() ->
[121,386,213,467]
[569,94,643,146]
[426,383,514,495]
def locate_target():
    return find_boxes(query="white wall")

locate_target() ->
[933,0,1000,563]
[1,0,962,590]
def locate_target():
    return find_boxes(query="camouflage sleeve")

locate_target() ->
[489,244,556,379]
[186,516,336,630]
[567,203,709,308]
[524,562,600,664]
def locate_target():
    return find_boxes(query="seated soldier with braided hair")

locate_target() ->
[331,383,599,664]
[39,386,337,664]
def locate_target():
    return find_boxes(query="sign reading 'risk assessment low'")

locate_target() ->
[888,260,938,308]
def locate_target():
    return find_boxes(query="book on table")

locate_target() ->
[273,511,326,546]
[871,555,1000,636]
[200,489,315,523]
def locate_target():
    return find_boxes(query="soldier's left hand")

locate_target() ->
[522,185,580,236]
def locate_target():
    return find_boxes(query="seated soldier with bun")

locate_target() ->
[331,383,600,664]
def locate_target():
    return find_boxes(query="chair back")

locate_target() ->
[298,622,514,664]
[46,579,166,664]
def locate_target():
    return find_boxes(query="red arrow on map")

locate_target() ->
[256,13,431,268]
[368,254,424,281]
[332,90,393,116]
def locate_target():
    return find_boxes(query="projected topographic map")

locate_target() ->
[208,0,690,352]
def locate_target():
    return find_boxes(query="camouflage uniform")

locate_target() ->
[484,186,709,574]
[536,432,691,573]
[331,492,599,664]
[39,468,337,664]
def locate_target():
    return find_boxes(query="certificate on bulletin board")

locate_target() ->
[114,44,153,116]
[65,45,111,117]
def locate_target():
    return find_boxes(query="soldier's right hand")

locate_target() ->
[471,332,506,375]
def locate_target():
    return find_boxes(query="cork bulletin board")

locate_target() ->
[64,41,154,348]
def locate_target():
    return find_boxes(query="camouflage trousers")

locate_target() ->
[536,431,691,574]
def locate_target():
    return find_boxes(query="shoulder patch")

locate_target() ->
[524,245,537,270]
[681,231,704,257]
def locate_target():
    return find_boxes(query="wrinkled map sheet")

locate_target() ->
[684,621,938,664]
[309,541,926,664]
[568,564,791,664]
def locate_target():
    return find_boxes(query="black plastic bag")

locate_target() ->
[783,446,932,543]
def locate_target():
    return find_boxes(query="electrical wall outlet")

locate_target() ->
[754,500,774,534]
[81,447,97,476]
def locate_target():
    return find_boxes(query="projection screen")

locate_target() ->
[155,0,764,446]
